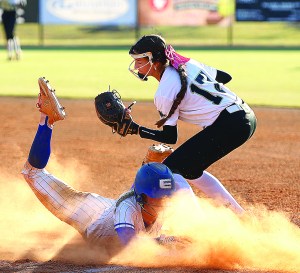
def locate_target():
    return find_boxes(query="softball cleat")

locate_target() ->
[36,77,66,125]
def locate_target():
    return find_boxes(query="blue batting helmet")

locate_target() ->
[134,163,175,200]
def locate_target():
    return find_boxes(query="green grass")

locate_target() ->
[0,48,299,107]
[0,22,298,107]
[1,22,299,46]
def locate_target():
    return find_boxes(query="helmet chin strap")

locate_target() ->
[139,199,165,220]
[140,204,157,218]
[136,194,158,218]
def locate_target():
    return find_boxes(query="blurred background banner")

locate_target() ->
[39,0,137,26]
[23,0,38,22]
[0,0,299,46]
[236,0,300,22]
[139,0,234,26]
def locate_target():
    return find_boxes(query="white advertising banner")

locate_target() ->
[40,0,137,25]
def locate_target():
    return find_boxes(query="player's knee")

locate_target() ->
[183,170,203,180]
[172,170,203,180]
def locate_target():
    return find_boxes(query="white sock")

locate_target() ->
[39,113,53,129]
[188,171,244,214]
[7,39,14,59]
[13,36,21,58]
[39,113,47,125]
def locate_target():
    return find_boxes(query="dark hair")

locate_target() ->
[130,34,188,128]
[155,64,188,128]
[115,189,135,208]
[129,34,168,64]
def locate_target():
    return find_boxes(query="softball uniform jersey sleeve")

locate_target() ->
[114,196,145,232]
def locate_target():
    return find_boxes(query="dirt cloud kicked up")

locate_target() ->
[0,154,101,262]
[112,192,300,272]
[1,147,299,271]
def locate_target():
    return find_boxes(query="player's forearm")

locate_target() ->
[139,125,178,144]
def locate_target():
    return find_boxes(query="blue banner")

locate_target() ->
[236,0,300,22]
[40,0,137,25]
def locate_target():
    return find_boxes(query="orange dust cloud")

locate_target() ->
[112,191,300,272]
[0,155,96,262]
[1,154,299,271]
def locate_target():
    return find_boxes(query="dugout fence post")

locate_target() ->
[37,0,44,46]
[38,24,44,46]
[227,15,233,47]
[135,0,140,40]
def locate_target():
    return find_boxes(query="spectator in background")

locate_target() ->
[0,0,26,60]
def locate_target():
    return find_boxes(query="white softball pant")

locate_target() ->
[22,161,115,238]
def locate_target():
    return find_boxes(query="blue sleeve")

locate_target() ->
[115,227,136,245]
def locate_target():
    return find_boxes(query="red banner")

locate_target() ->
[139,0,230,26]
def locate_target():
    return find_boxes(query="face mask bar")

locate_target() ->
[139,200,164,220]
[128,52,153,81]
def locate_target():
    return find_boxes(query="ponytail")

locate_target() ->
[115,189,135,209]
[155,64,188,128]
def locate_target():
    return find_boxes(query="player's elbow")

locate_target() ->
[116,227,136,246]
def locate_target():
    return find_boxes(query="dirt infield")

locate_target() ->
[0,97,299,273]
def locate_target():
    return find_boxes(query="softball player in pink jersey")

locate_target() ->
[126,35,257,214]
[22,77,192,246]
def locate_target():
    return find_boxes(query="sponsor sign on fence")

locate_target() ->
[139,0,232,26]
[236,0,300,22]
[39,0,137,25]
